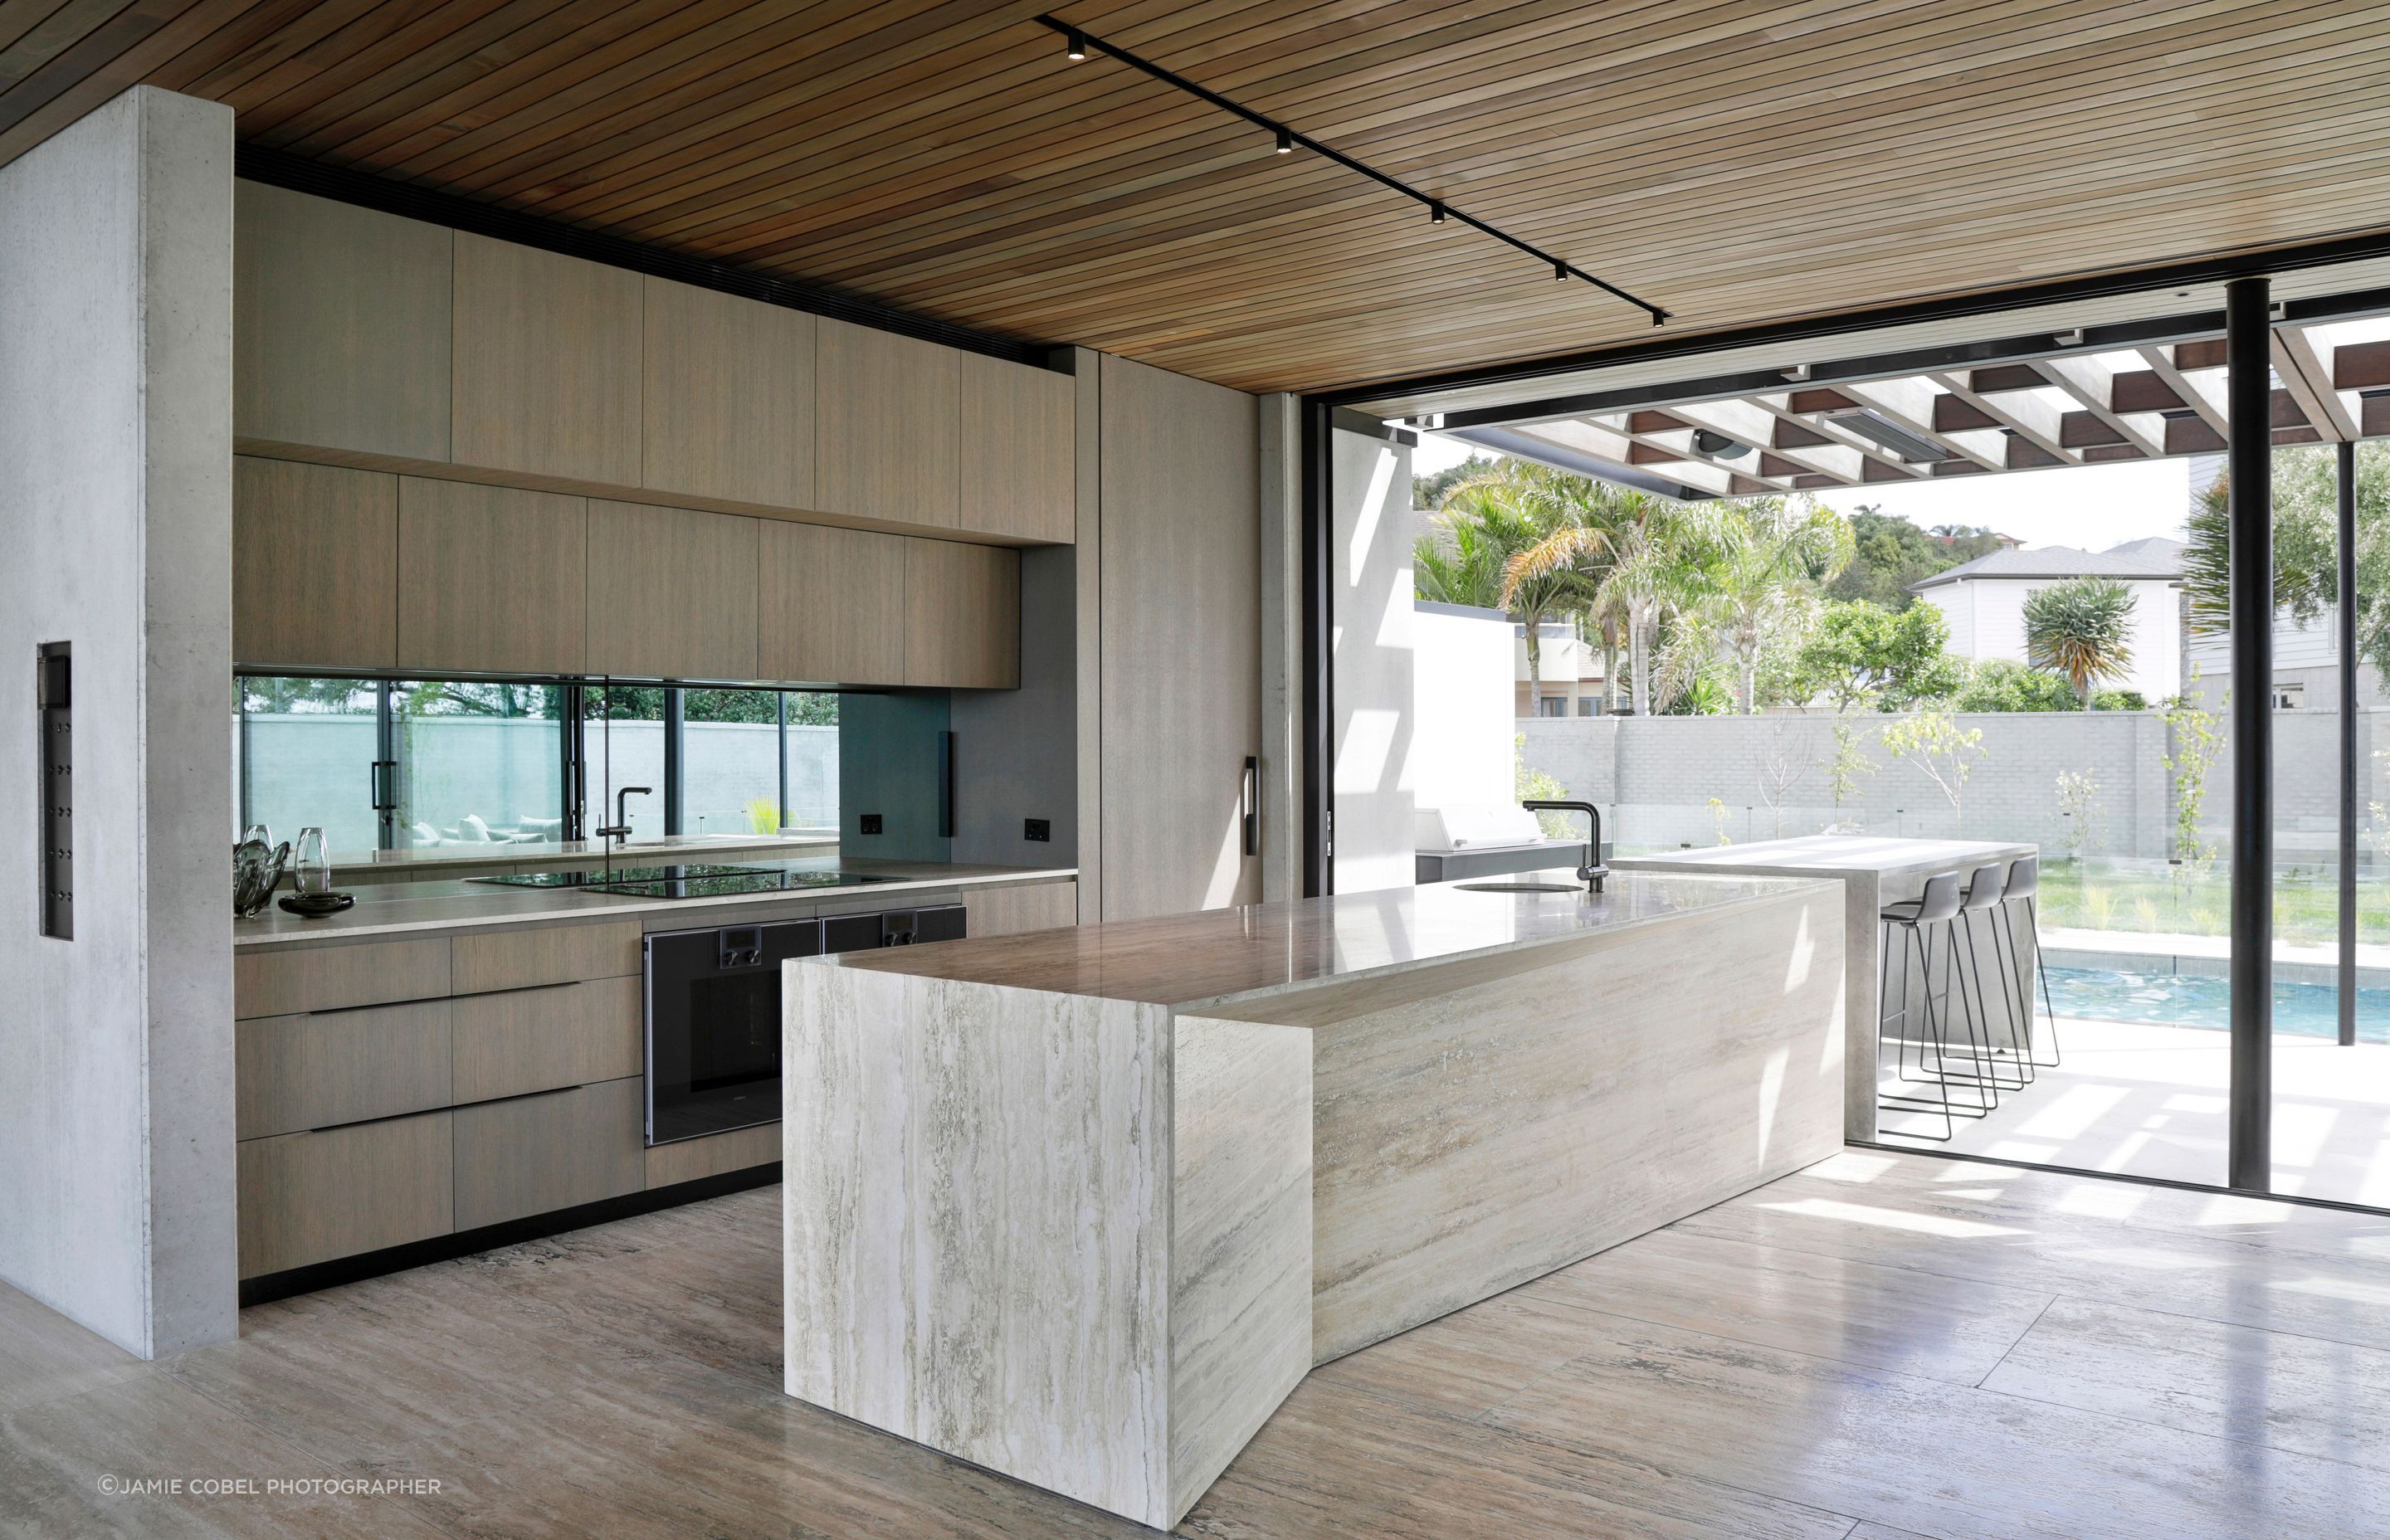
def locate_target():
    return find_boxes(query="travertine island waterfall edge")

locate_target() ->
[783,871,1846,1528]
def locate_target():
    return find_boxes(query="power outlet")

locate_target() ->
[1024,818,1051,842]
[860,813,883,836]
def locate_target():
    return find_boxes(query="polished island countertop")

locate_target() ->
[822,868,1832,1011]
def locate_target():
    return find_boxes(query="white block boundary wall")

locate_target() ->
[1519,709,2383,863]
[0,86,237,1357]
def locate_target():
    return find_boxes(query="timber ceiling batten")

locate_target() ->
[1030,12,1672,328]
[6,2,2390,393]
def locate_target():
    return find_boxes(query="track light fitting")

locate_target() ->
[1031,13,1668,325]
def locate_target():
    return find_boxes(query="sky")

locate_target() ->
[1413,431,2203,554]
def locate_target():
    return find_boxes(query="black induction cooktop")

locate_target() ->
[471,863,891,899]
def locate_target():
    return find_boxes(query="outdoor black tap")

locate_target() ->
[1522,799,1608,893]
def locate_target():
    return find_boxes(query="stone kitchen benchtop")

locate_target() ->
[822,869,1832,1012]
[233,860,1076,949]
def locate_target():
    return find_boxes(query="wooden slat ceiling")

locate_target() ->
[5,0,2389,396]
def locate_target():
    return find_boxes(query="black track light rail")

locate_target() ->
[1035,15,1669,326]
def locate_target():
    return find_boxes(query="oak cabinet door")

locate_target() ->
[756,521,906,685]
[233,456,399,670]
[587,500,758,680]
[642,275,814,509]
[958,352,1074,543]
[234,183,452,461]
[816,318,958,529]
[905,538,1019,689]
[451,232,642,484]
[397,479,587,675]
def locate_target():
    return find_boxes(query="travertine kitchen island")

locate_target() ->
[783,871,1845,1528]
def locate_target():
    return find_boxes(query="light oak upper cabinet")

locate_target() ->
[398,479,587,675]
[234,183,453,462]
[756,522,905,685]
[233,456,399,670]
[642,276,814,510]
[587,500,758,681]
[451,233,642,485]
[816,318,958,529]
[958,353,1074,543]
[905,538,1019,689]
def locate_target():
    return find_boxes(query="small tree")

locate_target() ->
[1817,712,1879,828]
[1880,709,1987,831]
[2023,577,2137,708]
[1753,718,1812,839]
[2054,771,2104,864]
[2162,680,2225,864]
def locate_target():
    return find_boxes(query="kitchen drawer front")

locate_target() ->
[644,1121,781,1190]
[452,1078,644,1231]
[237,1111,455,1279]
[235,937,452,1019]
[236,999,455,1140]
[451,976,642,1104]
[451,919,642,995]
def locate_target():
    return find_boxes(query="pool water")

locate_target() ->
[2044,966,2390,1042]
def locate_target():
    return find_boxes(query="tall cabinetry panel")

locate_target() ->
[641,275,813,509]
[816,318,958,529]
[1098,356,1262,919]
[233,181,452,461]
[451,232,642,485]
[958,352,1074,542]
[397,479,587,675]
[233,456,398,670]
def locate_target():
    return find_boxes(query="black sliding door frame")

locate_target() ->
[2224,277,2275,1192]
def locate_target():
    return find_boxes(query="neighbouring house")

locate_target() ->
[1515,620,1609,716]
[1910,539,2186,701]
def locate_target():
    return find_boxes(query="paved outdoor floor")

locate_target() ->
[1880,1016,2390,1205]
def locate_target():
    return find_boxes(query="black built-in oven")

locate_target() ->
[643,905,968,1147]
[645,919,817,1147]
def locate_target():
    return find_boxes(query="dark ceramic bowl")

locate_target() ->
[277,892,356,919]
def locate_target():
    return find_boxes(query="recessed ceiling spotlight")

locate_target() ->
[1066,28,1087,59]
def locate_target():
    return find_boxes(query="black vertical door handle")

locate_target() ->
[1241,756,1259,856]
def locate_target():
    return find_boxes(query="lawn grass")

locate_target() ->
[2037,859,2387,945]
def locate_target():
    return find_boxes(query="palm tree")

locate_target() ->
[1506,491,1711,716]
[2023,576,2137,707]
[1412,508,1508,610]
[1441,460,1603,714]
[1695,495,1856,713]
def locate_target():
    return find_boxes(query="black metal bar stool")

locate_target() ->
[1996,854,2061,1067]
[1878,870,1986,1140]
[1939,861,2036,1096]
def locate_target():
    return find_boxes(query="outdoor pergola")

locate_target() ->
[1430,316,2390,500]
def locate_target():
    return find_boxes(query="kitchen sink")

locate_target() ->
[1453,881,1584,894]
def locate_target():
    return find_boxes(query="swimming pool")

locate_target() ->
[2043,966,2390,1042]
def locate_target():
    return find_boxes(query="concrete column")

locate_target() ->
[0,85,237,1357]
